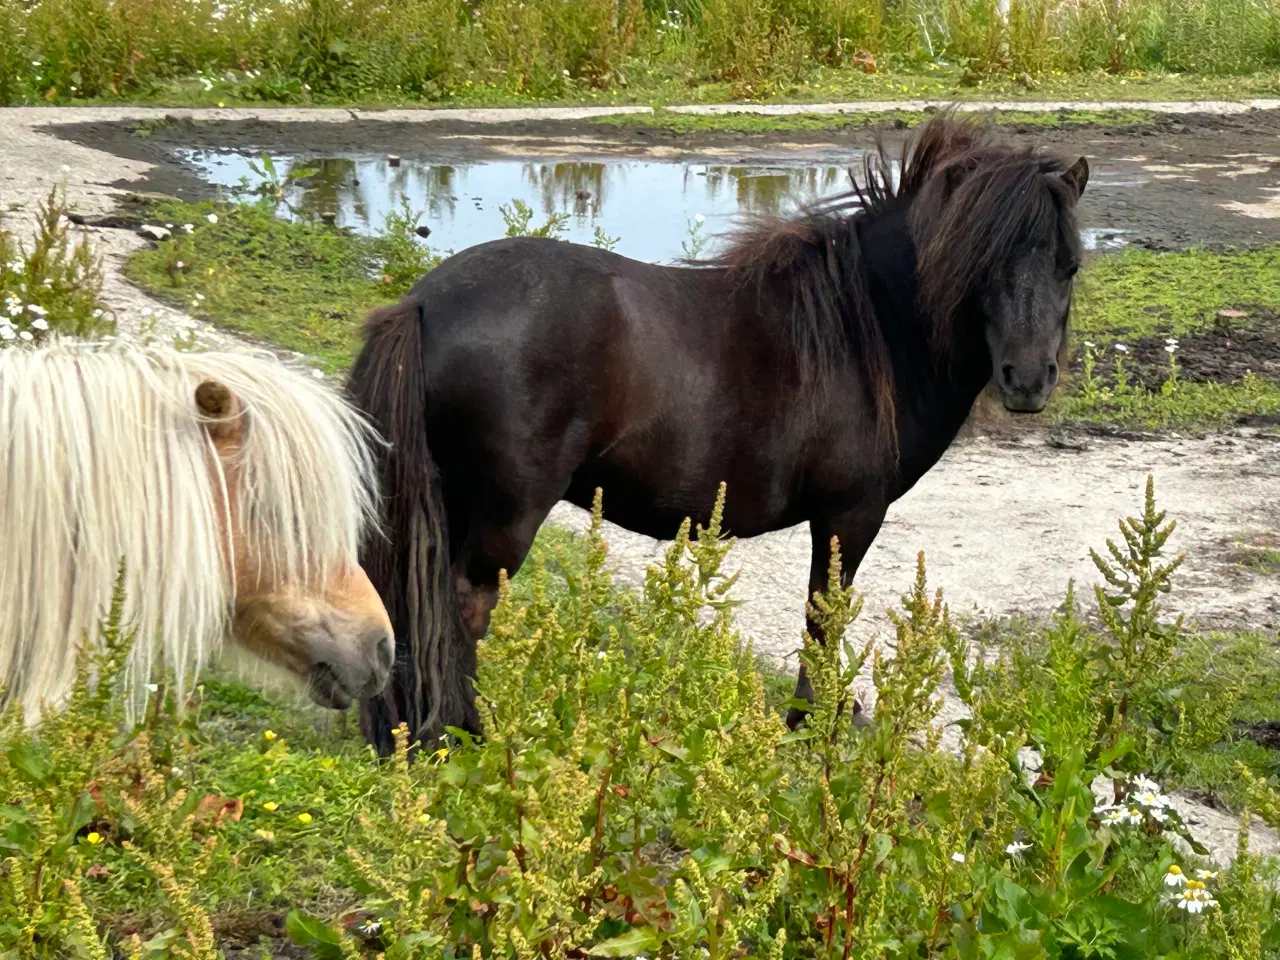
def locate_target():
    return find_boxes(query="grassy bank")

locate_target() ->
[4,483,1280,958]
[3,0,1280,107]
[592,106,1164,133]
[124,195,1280,428]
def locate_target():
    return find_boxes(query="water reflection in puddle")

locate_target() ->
[183,150,860,263]
[183,149,1129,262]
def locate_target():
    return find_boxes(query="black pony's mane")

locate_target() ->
[705,112,1083,456]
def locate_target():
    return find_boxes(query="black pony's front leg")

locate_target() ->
[786,502,887,730]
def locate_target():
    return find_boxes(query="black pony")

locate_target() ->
[348,115,1089,754]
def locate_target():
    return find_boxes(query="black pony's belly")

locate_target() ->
[562,460,796,543]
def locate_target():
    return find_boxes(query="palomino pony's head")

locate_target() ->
[0,340,392,725]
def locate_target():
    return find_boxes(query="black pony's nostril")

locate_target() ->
[1001,364,1015,387]
[1047,362,1059,384]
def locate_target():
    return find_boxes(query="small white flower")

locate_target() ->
[1164,337,1179,346]
[950,852,966,864]
[175,261,185,269]
[171,766,183,777]
[0,326,15,341]
[694,213,705,224]
[562,69,570,77]
[207,213,219,224]
[18,331,32,342]
[26,304,46,316]
[1195,869,1219,881]
[1171,883,1218,914]
[183,223,195,233]
[1114,343,1129,354]
[1082,340,1096,348]
[146,683,159,692]
[1005,841,1032,857]
[311,368,324,379]
[31,60,41,67]
[31,318,48,330]
[1163,865,1187,887]
[41,278,52,287]
[1164,344,1176,354]
[194,293,205,301]
[92,309,104,318]
[60,164,71,174]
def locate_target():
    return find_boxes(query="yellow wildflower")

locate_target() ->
[297,812,313,824]
[85,832,103,845]
[263,730,277,740]
[262,801,279,812]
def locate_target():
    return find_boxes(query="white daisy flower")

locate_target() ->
[31,318,48,330]
[1163,865,1187,887]
[1005,841,1032,858]
[950,852,966,864]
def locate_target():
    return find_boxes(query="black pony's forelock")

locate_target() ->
[702,111,1082,460]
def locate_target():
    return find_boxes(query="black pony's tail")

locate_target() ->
[347,299,479,757]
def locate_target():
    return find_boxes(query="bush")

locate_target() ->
[3,0,1280,104]
[4,481,1279,957]
[0,184,114,345]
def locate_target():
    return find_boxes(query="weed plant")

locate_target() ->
[3,482,1279,957]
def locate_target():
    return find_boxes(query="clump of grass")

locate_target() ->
[125,196,438,371]
[0,184,113,345]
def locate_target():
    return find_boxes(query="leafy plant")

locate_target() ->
[0,183,112,344]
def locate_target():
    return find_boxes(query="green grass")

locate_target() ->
[1075,246,1280,340]
[592,106,1161,133]
[123,197,432,372]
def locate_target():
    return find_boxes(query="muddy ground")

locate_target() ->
[52,107,1280,250]
[2,105,1279,861]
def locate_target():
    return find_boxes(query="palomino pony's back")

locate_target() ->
[0,338,391,725]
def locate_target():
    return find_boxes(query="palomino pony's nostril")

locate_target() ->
[376,630,395,673]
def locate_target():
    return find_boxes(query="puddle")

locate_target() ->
[182,149,1131,262]
[182,150,862,263]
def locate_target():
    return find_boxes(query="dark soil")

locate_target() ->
[1242,720,1280,749]
[1073,312,1280,391]
[48,107,1280,252]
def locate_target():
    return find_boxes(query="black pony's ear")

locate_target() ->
[1061,156,1089,200]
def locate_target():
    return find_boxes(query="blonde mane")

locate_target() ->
[0,339,382,724]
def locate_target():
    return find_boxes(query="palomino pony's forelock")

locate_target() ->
[707,114,1081,458]
[0,339,382,725]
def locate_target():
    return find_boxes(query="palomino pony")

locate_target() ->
[348,115,1089,754]
[0,340,394,725]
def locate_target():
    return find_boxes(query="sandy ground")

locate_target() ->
[2,104,1278,863]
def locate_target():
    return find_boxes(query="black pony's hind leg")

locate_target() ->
[786,504,887,731]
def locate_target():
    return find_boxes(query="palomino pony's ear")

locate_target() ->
[1060,156,1089,201]
[195,378,245,444]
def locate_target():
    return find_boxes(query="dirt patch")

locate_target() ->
[1242,720,1280,749]
[1075,312,1280,390]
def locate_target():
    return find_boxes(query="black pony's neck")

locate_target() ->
[855,201,993,428]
